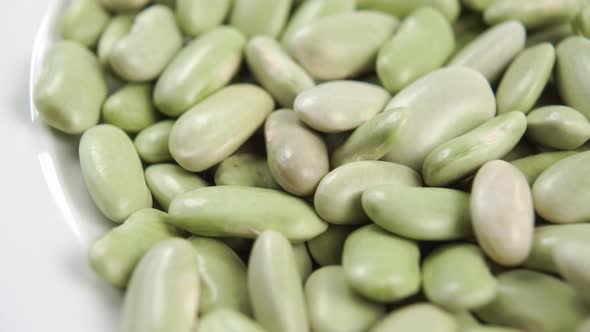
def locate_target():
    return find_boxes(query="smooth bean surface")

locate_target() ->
[121,239,200,332]
[189,237,251,315]
[471,160,534,266]
[102,84,159,133]
[168,186,328,242]
[61,0,110,48]
[423,244,497,310]
[382,67,495,170]
[496,43,555,115]
[80,125,152,222]
[377,7,455,93]
[533,151,590,224]
[475,270,588,332]
[89,209,180,287]
[177,0,232,37]
[342,225,421,303]
[109,6,182,82]
[154,27,246,117]
[363,186,472,241]
[305,266,386,332]
[248,231,309,332]
[34,41,107,134]
[449,21,526,82]
[331,107,408,167]
[246,37,315,108]
[287,11,398,80]
[294,80,390,133]
[369,303,458,332]
[144,164,208,211]
[134,120,174,164]
[356,0,460,22]
[423,112,527,187]
[315,161,422,225]
[169,84,274,172]
[265,109,329,196]
[214,153,280,190]
[230,0,293,38]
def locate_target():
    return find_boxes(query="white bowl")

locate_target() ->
[21,0,121,330]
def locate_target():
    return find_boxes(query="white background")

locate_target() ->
[0,1,121,331]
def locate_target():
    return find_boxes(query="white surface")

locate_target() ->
[0,1,121,331]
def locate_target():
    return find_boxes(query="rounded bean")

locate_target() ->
[34,41,107,134]
[471,160,534,266]
[246,37,315,108]
[511,151,578,185]
[554,242,590,303]
[188,237,250,315]
[177,0,232,37]
[154,27,246,116]
[110,6,182,82]
[524,224,590,273]
[382,67,495,170]
[145,164,208,211]
[214,153,280,190]
[89,209,180,288]
[287,12,398,80]
[79,125,152,222]
[556,36,590,119]
[533,151,590,223]
[377,7,455,93]
[474,270,589,332]
[484,0,578,29]
[315,161,422,225]
[134,120,174,164]
[97,14,134,66]
[369,303,458,332]
[423,112,527,187]
[496,43,556,115]
[526,23,574,47]
[248,231,309,332]
[449,21,526,82]
[342,225,421,303]
[102,84,159,133]
[526,106,590,150]
[265,109,329,196]
[121,239,200,332]
[574,6,590,38]
[169,84,274,172]
[230,0,293,39]
[60,0,110,48]
[168,186,328,242]
[281,0,355,46]
[363,186,472,241]
[294,80,390,133]
[423,244,497,310]
[331,107,407,167]
[305,266,386,332]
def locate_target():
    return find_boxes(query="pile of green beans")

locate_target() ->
[34,0,590,331]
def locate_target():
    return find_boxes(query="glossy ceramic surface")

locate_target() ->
[0,0,121,330]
